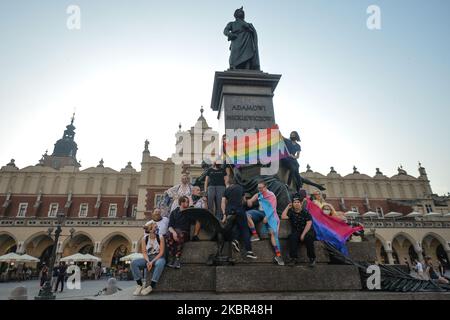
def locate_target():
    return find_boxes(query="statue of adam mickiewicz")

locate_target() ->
[224,7,260,71]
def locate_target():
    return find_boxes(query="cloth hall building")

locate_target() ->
[0,112,449,269]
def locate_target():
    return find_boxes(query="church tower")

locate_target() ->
[42,114,81,170]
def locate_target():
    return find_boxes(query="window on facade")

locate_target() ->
[154,194,164,207]
[17,203,28,217]
[351,206,359,213]
[48,203,59,217]
[132,204,137,218]
[376,207,384,218]
[108,204,117,218]
[425,204,433,213]
[79,203,88,217]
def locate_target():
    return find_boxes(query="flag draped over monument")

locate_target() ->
[223,125,290,166]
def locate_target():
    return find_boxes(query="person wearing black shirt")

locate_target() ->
[221,177,257,259]
[167,196,192,269]
[205,162,227,220]
[54,261,67,292]
[281,190,316,267]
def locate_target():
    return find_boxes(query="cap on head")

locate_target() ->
[293,189,307,202]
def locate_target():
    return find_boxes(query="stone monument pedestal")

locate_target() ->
[210,70,282,180]
[211,70,281,132]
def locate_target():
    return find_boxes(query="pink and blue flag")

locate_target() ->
[307,199,364,255]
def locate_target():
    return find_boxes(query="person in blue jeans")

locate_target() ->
[131,221,166,296]
[221,176,257,260]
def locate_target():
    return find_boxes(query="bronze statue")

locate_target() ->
[224,7,260,70]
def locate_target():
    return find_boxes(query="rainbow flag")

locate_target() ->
[223,125,290,166]
[307,199,364,255]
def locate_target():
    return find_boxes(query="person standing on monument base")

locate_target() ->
[189,186,207,241]
[280,131,325,192]
[221,176,257,259]
[280,131,302,192]
[165,174,193,214]
[205,161,227,220]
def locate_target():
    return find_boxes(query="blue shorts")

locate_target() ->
[246,209,265,224]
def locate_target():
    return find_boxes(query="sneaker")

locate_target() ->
[167,257,175,268]
[173,257,181,269]
[246,251,257,259]
[309,259,316,268]
[232,240,240,253]
[140,285,153,295]
[192,235,200,241]
[133,285,143,296]
[274,256,285,266]
[287,258,297,266]
[250,234,260,242]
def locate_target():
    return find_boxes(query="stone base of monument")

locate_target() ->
[215,265,362,293]
[150,239,375,293]
[129,220,378,294]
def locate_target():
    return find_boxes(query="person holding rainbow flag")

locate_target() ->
[246,180,284,266]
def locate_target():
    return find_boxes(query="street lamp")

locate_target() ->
[35,211,66,300]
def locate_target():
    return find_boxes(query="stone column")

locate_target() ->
[414,242,424,262]
[16,241,25,254]
[385,250,395,265]
[132,241,138,253]
[94,241,101,254]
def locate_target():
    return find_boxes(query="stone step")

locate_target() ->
[155,265,216,292]
[153,264,362,292]
[216,265,363,293]
[178,240,376,265]
[180,241,230,264]
[232,240,329,264]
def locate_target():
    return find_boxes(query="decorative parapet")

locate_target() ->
[0,217,147,227]
[1,217,449,229]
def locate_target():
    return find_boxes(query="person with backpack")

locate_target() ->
[131,220,166,296]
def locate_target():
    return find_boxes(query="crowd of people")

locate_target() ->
[410,257,449,284]
[130,164,328,295]
[129,130,362,295]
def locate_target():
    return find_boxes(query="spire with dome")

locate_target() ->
[41,114,80,169]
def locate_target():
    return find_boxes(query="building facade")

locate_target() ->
[0,112,449,268]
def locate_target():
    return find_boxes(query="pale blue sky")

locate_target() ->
[0,0,449,195]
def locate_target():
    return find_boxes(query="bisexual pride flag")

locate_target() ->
[307,199,364,256]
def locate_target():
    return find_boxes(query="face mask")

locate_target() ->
[192,195,201,202]
[323,209,331,215]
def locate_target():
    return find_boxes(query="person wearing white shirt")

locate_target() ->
[151,209,169,236]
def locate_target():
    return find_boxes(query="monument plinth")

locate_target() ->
[210,70,281,132]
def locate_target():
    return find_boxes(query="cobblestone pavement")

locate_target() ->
[0,279,135,300]
[93,286,450,300]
